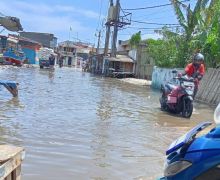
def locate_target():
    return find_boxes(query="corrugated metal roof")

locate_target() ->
[9,34,42,45]
[106,55,134,63]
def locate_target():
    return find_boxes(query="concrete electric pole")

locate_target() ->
[96,30,101,54]
[104,0,113,56]
[111,0,120,57]
[103,0,131,57]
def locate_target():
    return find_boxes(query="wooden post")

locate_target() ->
[0,145,25,180]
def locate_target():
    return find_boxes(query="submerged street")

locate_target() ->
[0,67,214,180]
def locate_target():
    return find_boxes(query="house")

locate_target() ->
[118,40,155,80]
[8,34,42,64]
[118,40,131,52]
[89,54,104,74]
[0,35,8,53]
[89,40,135,77]
[58,41,92,67]
[20,32,57,49]
[58,41,77,66]
[102,55,135,77]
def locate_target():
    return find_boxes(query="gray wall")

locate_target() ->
[20,32,57,48]
[151,66,183,89]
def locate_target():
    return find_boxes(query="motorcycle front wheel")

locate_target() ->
[182,99,193,118]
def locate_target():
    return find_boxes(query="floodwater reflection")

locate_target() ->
[0,67,214,180]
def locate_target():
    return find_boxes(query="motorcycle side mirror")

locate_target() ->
[172,70,178,74]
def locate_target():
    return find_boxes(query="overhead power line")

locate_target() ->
[123,0,190,11]
[131,20,179,26]
[139,26,181,29]
[121,26,180,30]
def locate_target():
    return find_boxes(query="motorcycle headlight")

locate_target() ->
[164,160,192,177]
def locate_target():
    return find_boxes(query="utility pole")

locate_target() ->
[104,0,113,56]
[96,30,101,54]
[111,0,120,57]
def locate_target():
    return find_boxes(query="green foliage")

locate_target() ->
[129,31,141,47]
[201,0,220,67]
[141,0,220,68]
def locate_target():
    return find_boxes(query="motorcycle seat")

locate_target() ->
[165,83,177,91]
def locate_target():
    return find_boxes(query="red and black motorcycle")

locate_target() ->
[160,70,196,118]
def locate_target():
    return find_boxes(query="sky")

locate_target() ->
[0,0,193,47]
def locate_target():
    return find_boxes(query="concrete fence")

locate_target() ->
[196,68,220,106]
[151,66,183,89]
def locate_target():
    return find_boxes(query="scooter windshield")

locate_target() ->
[166,121,212,155]
[214,103,220,125]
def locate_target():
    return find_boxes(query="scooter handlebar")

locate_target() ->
[173,76,195,82]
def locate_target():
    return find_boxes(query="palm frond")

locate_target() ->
[170,0,187,29]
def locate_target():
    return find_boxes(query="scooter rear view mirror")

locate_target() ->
[172,70,178,74]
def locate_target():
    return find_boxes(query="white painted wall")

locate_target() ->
[151,66,183,89]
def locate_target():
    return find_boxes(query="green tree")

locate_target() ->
[146,28,181,68]
[200,0,220,67]
[170,0,210,66]
[129,0,220,68]
[129,31,141,47]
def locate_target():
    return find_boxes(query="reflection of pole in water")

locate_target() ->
[96,86,113,121]
[96,98,112,121]
[48,69,55,82]
[91,84,114,169]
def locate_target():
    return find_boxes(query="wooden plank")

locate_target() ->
[202,69,216,102]
[197,68,210,94]
[5,174,12,180]
[195,68,220,105]
[208,70,218,104]
[196,69,211,99]
[0,145,24,180]
[0,154,22,180]
[211,72,220,105]
[15,165,21,180]
[0,145,23,163]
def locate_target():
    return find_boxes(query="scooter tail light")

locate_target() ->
[164,160,192,177]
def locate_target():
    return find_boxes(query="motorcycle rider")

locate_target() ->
[182,53,205,98]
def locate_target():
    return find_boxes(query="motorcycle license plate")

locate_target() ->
[168,96,177,103]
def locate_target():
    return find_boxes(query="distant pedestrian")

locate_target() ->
[68,57,72,66]
[59,56,64,68]
[49,54,55,68]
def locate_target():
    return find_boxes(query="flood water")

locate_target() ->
[0,67,215,180]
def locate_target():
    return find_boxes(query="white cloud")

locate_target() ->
[0,0,104,42]
[142,33,162,40]
[0,1,103,20]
